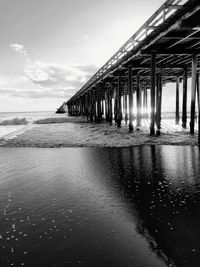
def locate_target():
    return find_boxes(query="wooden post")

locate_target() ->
[122,92,125,121]
[82,96,85,116]
[74,102,76,116]
[116,74,122,127]
[198,74,200,144]
[124,83,128,124]
[190,54,197,134]
[143,86,148,119]
[94,91,97,122]
[71,103,73,116]
[101,97,104,119]
[128,65,133,131]
[74,102,77,116]
[175,76,180,125]
[87,93,90,120]
[105,90,108,121]
[85,94,88,120]
[156,71,162,136]
[75,102,77,116]
[79,100,81,116]
[182,68,187,128]
[96,87,101,123]
[84,95,87,116]
[196,73,200,144]
[108,84,113,125]
[71,103,73,115]
[197,73,199,111]
[136,74,142,128]
[150,51,156,136]
[90,91,94,122]
[113,87,117,123]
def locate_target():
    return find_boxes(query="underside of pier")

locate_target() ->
[67,0,200,143]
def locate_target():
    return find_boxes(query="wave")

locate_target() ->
[34,117,72,124]
[0,118,29,126]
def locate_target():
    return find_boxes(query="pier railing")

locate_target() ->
[70,0,189,101]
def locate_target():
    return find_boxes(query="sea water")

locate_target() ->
[0,111,198,139]
[0,111,68,138]
[0,146,200,266]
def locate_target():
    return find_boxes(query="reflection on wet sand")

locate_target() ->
[0,146,199,266]
[105,146,200,267]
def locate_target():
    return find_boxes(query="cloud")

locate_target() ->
[10,43,29,58]
[84,34,89,40]
[8,43,98,100]
[75,64,98,74]
[24,61,98,91]
[0,77,8,86]
[0,87,77,99]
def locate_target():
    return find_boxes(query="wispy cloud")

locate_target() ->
[84,34,89,40]
[10,43,29,58]
[0,77,8,86]
[0,87,77,99]
[7,43,98,100]
[24,61,97,90]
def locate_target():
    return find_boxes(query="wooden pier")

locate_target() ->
[67,0,200,143]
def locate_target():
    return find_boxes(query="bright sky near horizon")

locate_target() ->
[0,0,181,112]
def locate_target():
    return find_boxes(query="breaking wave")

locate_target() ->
[0,118,29,126]
[34,117,71,124]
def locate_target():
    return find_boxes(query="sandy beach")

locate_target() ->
[0,116,198,147]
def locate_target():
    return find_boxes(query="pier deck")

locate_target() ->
[67,0,200,143]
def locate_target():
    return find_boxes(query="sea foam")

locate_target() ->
[0,118,28,126]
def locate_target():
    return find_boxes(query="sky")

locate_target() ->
[0,0,187,112]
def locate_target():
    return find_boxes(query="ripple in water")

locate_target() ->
[0,146,199,266]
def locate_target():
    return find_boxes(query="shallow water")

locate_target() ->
[0,111,67,138]
[0,146,199,267]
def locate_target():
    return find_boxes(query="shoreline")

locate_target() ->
[0,116,198,148]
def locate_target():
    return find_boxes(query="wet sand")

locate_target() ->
[0,116,198,147]
[1,146,200,266]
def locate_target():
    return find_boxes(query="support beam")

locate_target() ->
[101,97,104,118]
[175,76,180,125]
[182,68,188,128]
[190,55,197,134]
[105,90,109,121]
[197,73,200,144]
[85,94,89,120]
[198,75,200,144]
[141,48,200,55]
[124,84,128,124]
[197,73,199,111]
[94,91,97,122]
[143,86,148,119]
[97,87,101,123]
[89,91,94,122]
[136,75,142,128]
[108,84,113,125]
[114,88,117,124]
[128,65,133,132]
[116,75,122,127]
[150,51,156,136]
[156,71,162,135]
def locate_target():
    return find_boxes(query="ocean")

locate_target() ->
[0,111,68,138]
[0,111,198,140]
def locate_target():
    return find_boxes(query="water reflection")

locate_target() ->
[100,146,200,267]
[0,146,199,266]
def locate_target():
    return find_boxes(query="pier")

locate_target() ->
[67,0,200,143]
